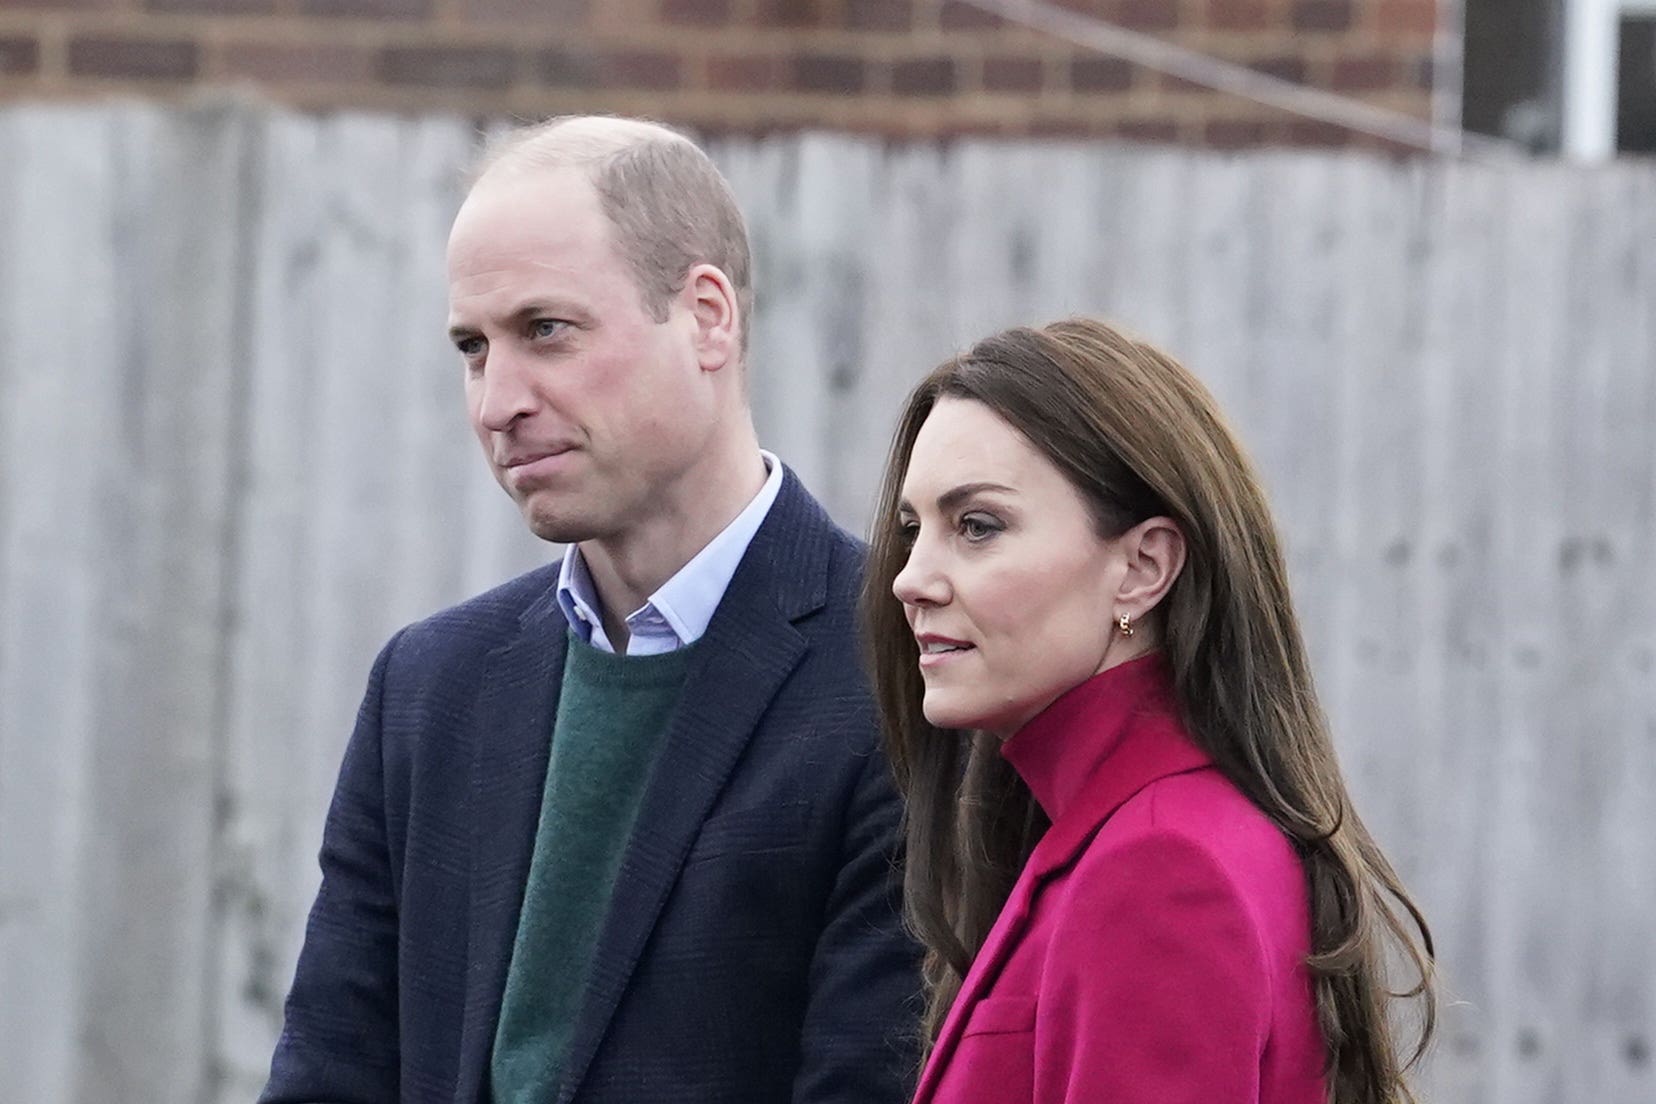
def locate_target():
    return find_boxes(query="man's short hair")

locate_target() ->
[476,116,754,355]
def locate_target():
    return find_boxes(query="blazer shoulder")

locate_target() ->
[823,525,869,600]
[385,561,561,671]
[1102,770,1299,878]
[1081,768,1308,948]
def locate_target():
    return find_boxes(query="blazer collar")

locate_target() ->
[456,471,840,1103]
[912,652,1211,1104]
[1002,651,1208,874]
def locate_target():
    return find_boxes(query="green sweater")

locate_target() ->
[490,633,695,1104]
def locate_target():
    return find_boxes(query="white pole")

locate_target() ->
[1562,0,1622,159]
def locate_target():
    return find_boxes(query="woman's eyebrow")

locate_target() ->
[936,482,1016,512]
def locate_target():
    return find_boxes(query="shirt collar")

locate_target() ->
[556,450,785,655]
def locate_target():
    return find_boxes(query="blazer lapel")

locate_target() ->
[455,585,569,1104]
[910,866,1041,1104]
[555,473,830,1104]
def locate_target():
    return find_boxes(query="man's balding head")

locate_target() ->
[472,116,754,357]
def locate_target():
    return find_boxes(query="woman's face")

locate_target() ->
[892,396,1132,738]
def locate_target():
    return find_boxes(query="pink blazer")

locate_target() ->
[911,654,1327,1104]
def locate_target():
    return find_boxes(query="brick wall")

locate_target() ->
[0,0,1442,147]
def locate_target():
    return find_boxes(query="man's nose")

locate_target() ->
[474,346,539,432]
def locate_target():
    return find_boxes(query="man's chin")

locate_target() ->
[518,497,600,546]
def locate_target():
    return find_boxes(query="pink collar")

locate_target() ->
[1002,652,1211,876]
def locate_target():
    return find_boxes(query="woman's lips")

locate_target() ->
[916,635,975,669]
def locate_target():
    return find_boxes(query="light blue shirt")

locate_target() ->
[556,451,785,656]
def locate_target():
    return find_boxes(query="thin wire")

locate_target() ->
[957,0,1520,160]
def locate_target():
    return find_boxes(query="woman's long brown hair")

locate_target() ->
[862,319,1436,1103]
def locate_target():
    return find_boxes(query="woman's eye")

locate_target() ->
[960,514,1000,542]
[896,520,919,546]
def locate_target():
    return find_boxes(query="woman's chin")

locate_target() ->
[921,693,995,733]
[920,697,971,731]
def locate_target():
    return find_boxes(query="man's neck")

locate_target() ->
[580,440,768,648]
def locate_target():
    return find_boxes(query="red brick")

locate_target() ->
[1285,118,1352,145]
[892,56,956,95]
[1119,118,1180,142]
[1377,0,1437,35]
[1070,55,1133,92]
[1250,55,1307,84]
[456,0,587,23]
[1113,0,1179,31]
[0,35,38,76]
[1331,52,1397,90]
[537,48,683,90]
[598,50,682,90]
[844,0,911,30]
[220,41,374,82]
[68,36,198,80]
[940,0,1002,29]
[1205,118,1269,147]
[756,0,827,27]
[934,120,1019,140]
[1053,0,1174,28]
[378,45,514,87]
[1292,0,1351,30]
[1158,71,1206,94]
[792,52,864,93]
[981,54,1043,92]
[661,0,729,25]
[0,0,118,9]
[1206,0,1271,30]
[706,54,781,91]
[539,48,599,87]
[1027,117,1097,139]
[0,36,40,76]
[304,0,430,19]
[149,0,275,12]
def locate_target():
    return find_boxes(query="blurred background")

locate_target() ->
[0,1,1652,1102]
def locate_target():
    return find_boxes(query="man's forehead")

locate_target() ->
[467,159,593,206]
[449,170,607,260]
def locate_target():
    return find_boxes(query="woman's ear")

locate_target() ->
[684,262,740,373]
[1114,516,1186,618]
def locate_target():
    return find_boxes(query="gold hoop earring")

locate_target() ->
[1117,613,1134,637]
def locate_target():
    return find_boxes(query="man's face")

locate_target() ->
[446,167,718,545]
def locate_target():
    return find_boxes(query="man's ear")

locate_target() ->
[684,263,740,373]
[1114,516,1186,619]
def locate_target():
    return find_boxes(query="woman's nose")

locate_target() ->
[892,540,948,607]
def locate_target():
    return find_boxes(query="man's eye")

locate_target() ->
[530,319,567,339]
[455,335,485,358]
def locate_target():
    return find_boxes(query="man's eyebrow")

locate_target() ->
[447,300,580,342]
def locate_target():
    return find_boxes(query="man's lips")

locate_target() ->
[500,444,576,468]
[499,445,578,483]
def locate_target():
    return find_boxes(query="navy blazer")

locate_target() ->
[262,472,921,1104]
